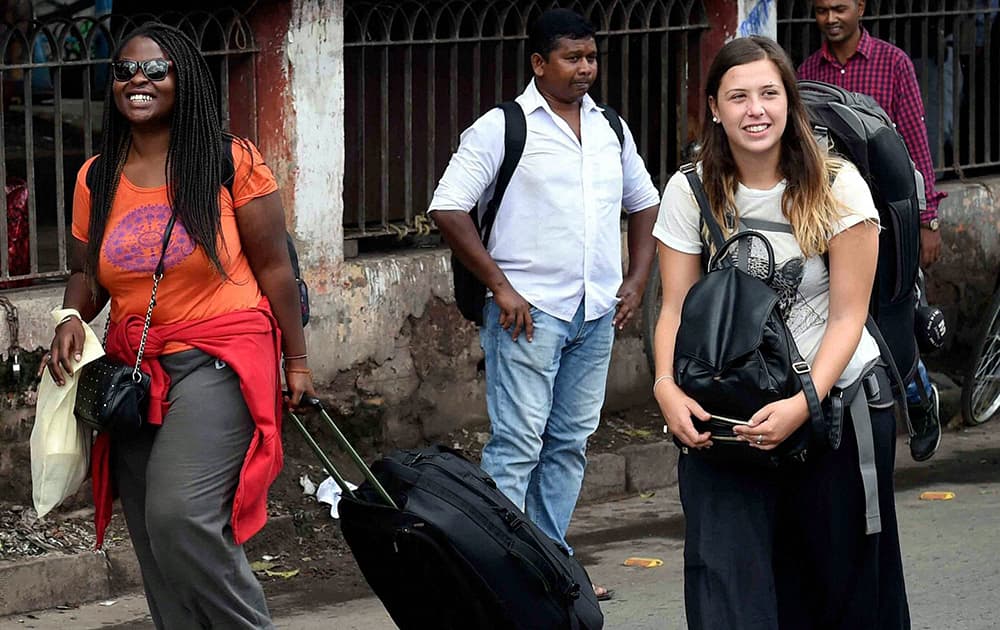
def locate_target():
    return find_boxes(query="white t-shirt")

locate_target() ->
[653,162,881,387]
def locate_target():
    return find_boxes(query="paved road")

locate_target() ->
[4,421,998,629]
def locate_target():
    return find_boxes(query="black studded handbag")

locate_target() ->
[74,215,175,434]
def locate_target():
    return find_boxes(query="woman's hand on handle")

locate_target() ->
[283,362,318,411]
[44,316,85,386]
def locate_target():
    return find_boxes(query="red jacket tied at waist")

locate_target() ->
[92,301,283,548]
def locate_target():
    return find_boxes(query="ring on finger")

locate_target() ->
[755,434,764,445]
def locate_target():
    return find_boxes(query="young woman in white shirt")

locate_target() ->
[652,36,910,629]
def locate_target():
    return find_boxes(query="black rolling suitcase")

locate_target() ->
[288,399,604,630]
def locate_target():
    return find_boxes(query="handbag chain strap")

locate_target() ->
[129,213,177,383]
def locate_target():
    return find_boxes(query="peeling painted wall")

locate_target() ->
[305,250,455,375]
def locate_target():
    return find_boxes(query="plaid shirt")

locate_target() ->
[798,28,945,220]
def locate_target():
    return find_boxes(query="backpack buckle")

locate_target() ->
[792,361,811,375]
[679,162,696,174]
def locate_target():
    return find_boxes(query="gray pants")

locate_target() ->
[113,349,274,630]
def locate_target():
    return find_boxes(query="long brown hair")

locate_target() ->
[698,36,841,257]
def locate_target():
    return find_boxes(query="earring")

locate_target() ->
[712,116,720,123]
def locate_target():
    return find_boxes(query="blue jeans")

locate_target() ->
[479,298,615,552]
[905,359,933,405]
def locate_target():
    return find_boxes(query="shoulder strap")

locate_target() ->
[478,101,526,247]
[864,315,914,434]
[85,154,103,190]
[220,136,236,201]
[740,217,793,234]
[679,163,726,251]
[598,104,625,147]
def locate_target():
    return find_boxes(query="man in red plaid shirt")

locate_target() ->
[799,0,944,463]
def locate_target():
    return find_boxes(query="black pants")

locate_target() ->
[679,405,910,630]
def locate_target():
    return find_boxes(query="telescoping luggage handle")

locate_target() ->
[287,396,399,510]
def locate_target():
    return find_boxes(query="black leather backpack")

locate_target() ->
[672,165,824,468]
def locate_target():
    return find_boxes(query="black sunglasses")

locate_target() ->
[112,58,172,82]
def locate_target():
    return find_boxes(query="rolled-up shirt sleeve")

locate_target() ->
[619,117,661,213]
[427,108,505,214]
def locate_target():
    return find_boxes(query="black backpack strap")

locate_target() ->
[478,101,526,247]
[221,136,236,201]
[864,315,914,435]
[597,104,625,147]
[739,217,793,234]
[679,163,726,252]
[85,154,103,190]
[789,350,826,452]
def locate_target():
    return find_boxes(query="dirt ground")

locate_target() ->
[0,397,669,607]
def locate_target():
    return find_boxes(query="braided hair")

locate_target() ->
[86,23,229,283]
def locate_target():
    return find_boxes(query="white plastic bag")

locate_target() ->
[30,308,105,518]
[316,476,358,519]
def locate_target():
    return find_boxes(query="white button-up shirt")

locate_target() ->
[429,79,660,322]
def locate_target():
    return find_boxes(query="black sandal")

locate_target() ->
[593,585,615,601]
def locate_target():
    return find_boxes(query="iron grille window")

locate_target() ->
[779,0,1000,178]
[343,0,708,246]
[0,9,257,286]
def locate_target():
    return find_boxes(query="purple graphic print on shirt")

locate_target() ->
[103,204,195,272]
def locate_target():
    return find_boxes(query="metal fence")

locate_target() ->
[779,0,1000,178]
[0,10,257,286]
[343,0,709,243]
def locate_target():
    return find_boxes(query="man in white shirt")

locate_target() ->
[428,8,660,589]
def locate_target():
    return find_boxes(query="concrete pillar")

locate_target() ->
[285,0,345,270]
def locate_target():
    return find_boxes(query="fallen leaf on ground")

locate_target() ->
[919,491,955,501]
[622,428,652,438]
[623,557,664,568]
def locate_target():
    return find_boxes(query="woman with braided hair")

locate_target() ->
[42,23,312,629]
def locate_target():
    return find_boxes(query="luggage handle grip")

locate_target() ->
[286,394,399,510]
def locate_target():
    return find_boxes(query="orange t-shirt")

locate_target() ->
[72,139,279,353]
